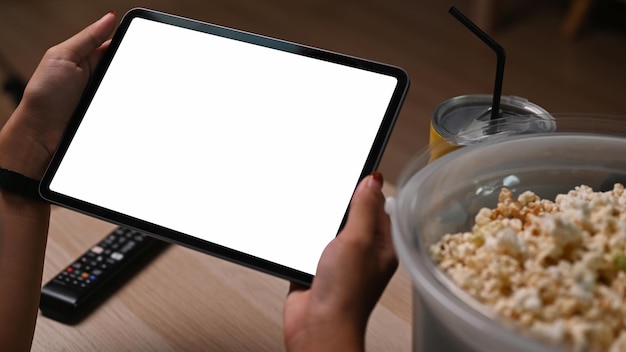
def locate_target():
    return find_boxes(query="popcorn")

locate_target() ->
[431,183,626,351]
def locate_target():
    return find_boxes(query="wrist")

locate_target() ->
[0,108,52,180]
[286,322,365,352]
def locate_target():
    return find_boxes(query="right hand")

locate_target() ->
[283,172,398,351]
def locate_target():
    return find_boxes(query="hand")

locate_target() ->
[283,172,398,352]
[0,13,117,352]
[0,12,116,178]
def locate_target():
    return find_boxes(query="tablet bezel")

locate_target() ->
[39,8,409,285]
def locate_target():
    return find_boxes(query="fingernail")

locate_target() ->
[368,171,383,190]
[99,11,115,22]
[103,11,115,19]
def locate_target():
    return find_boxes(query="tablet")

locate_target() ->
[40,8,409,285]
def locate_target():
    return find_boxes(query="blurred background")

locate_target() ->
[1,0,625,185]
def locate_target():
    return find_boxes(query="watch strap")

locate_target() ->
[0,167,44,201]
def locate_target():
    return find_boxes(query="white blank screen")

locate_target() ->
[49,18,398,275]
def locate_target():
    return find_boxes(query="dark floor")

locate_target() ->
[1,0,625,184]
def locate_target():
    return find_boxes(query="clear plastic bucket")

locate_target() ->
[389,114,626,351]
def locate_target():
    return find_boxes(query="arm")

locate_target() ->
[283,172,398,352]
[0,12,116,351]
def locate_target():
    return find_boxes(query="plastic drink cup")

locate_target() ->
[429,94,554,160]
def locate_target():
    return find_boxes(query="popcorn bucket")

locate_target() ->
[388,114,626,351]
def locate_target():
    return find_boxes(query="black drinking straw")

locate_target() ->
[449,6,506,121]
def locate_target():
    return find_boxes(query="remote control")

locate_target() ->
[40,227,167,324]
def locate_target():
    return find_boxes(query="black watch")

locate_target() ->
[0,167,44,201]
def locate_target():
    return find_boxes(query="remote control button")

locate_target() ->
[120,241,136,254]
[91,246,104,254]
[111,252,124,261]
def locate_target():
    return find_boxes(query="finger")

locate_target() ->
[342,172,386,244]
[57,12,117,61]
[85,39,112,73]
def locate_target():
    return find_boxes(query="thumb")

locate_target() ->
[342,172,389,247]
[58,12,117,61]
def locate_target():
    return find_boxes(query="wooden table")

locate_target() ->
[32,184,413,351]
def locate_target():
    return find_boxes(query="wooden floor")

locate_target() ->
[1,0,625,184]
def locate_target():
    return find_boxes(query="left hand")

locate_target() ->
[0,12,116,178]
[0,12,117,352]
